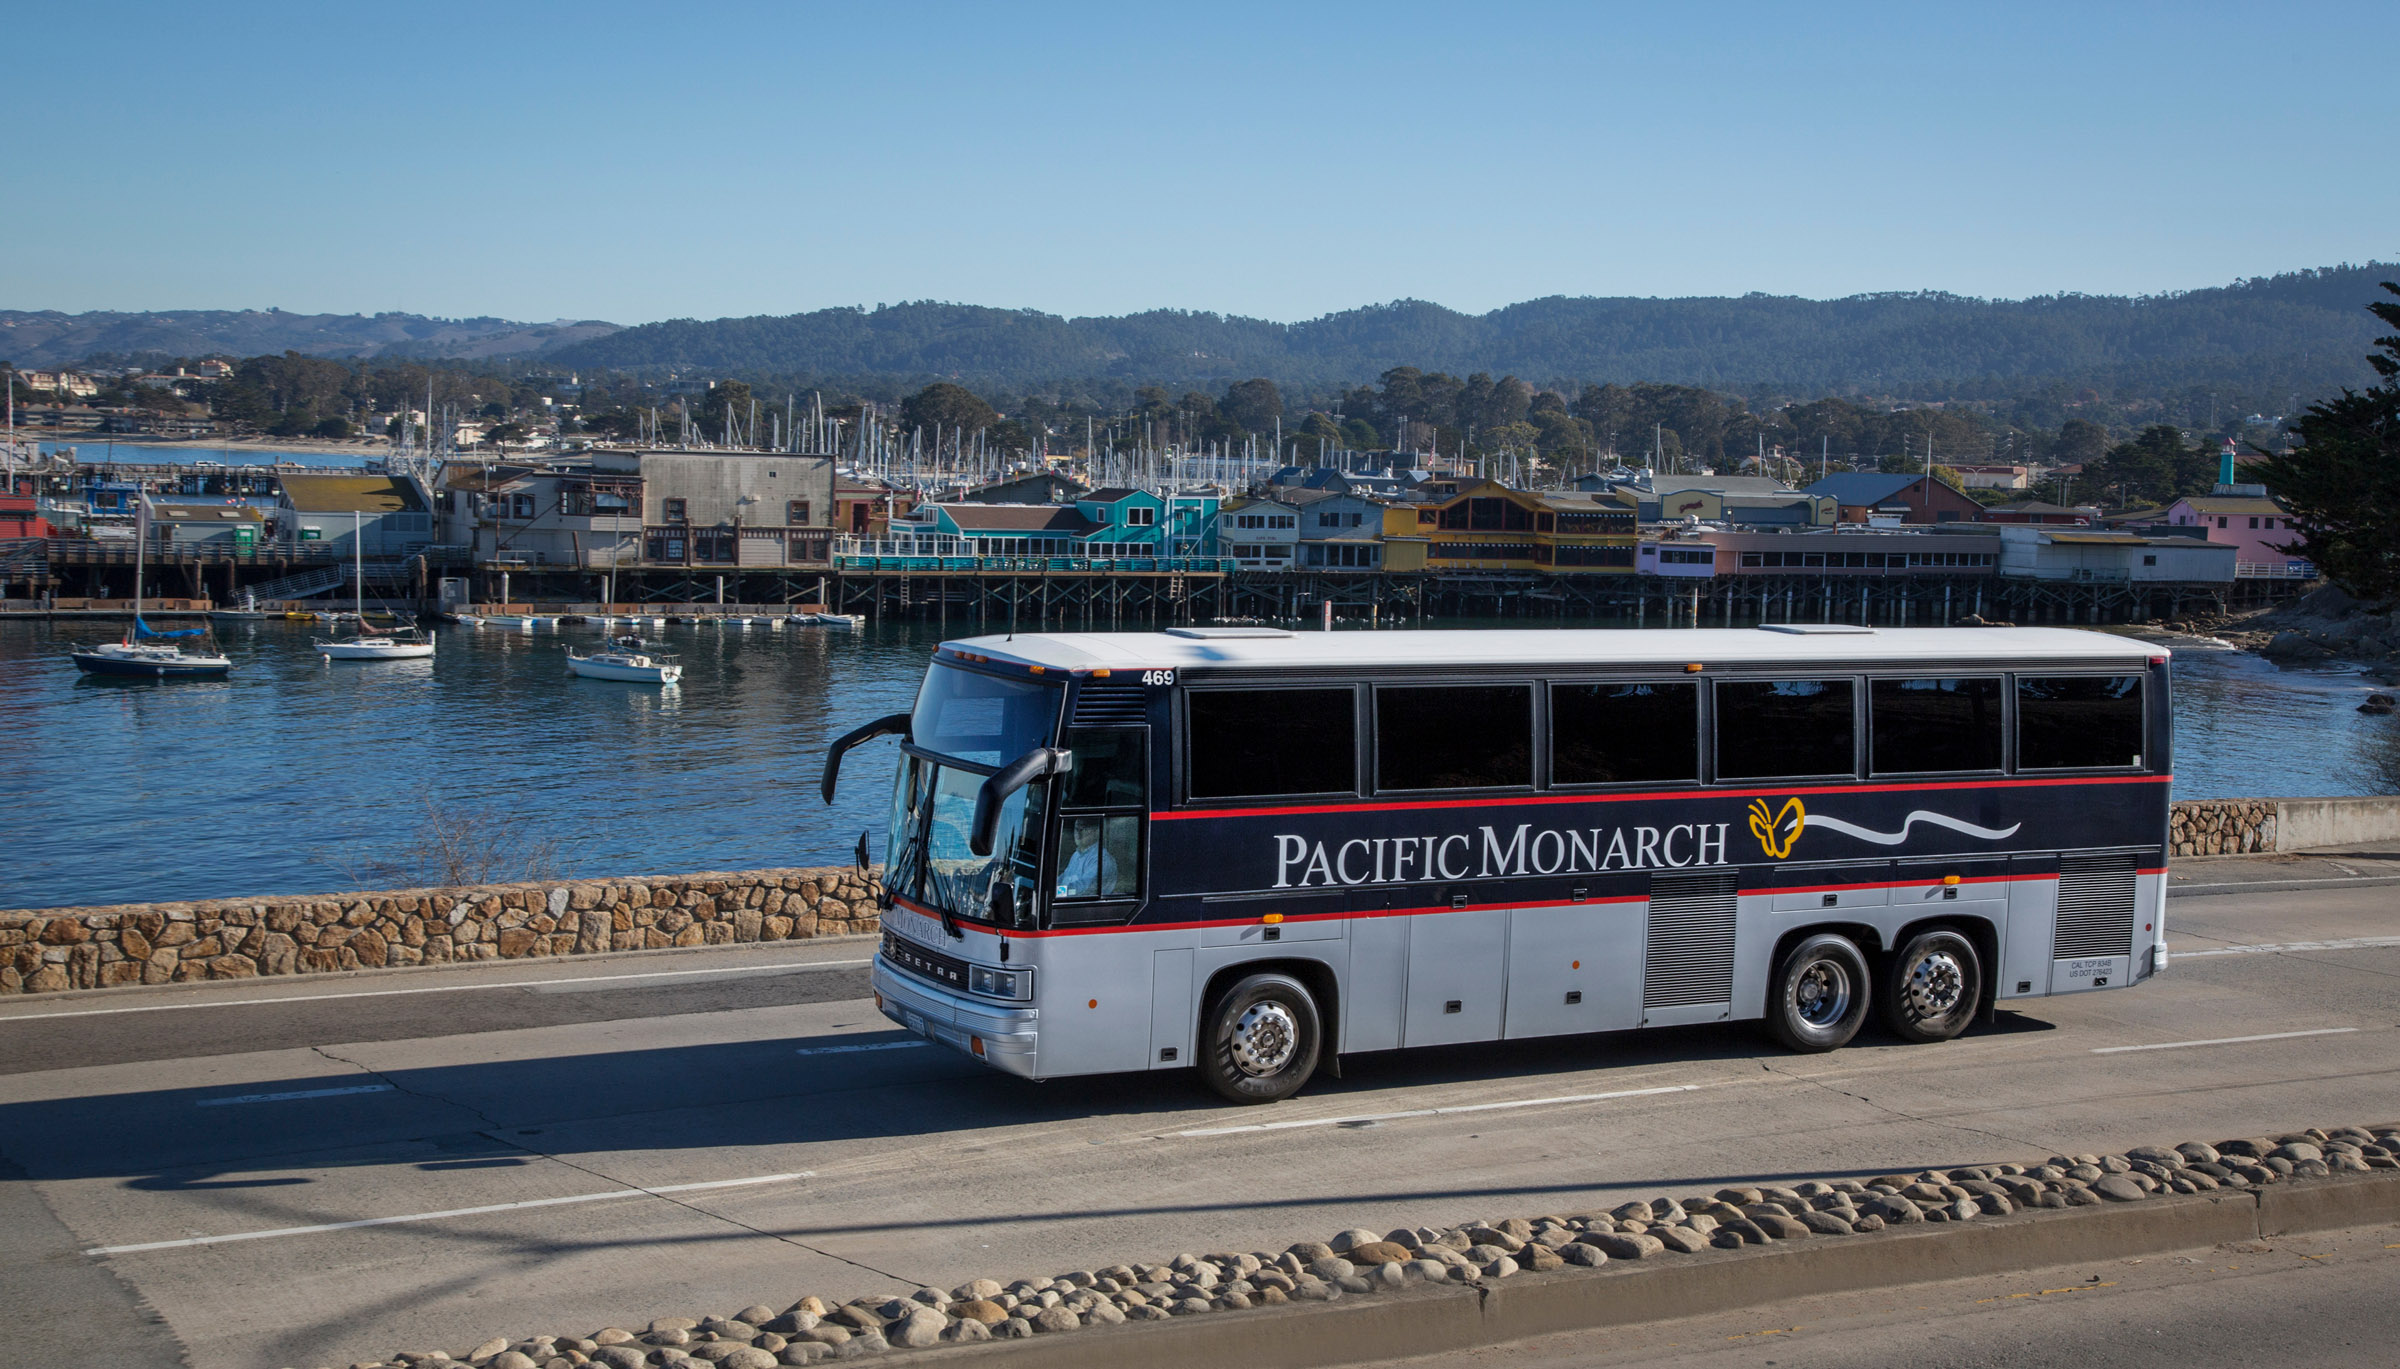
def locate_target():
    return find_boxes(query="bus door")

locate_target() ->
[1040,717,1155,1075]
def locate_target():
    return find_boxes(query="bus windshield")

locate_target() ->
[885,665,1059,923]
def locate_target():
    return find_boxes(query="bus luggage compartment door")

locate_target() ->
[1404,907,1507,1047]
[1505,901,1643,1039]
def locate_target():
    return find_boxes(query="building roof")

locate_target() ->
[935,503,1097,534]
[1650,475,1795,496]
[1985,500,2094,516]
[146,502,266,522]
[1802,473,1924,505]
[280,474,425,513]
[2172,495,2285,516]
[1080,487,1156,504]
[940,625,2161,674]
[2040,531,2158,546]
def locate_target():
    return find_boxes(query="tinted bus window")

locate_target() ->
[2018,675,2144,769]
[1188,688,1356,799]
[911,664,1060,765]
[1714,679,1855,779]
[1062,730,1145,807]
[1377,684,1533,790]
[1871,677,2003,774]
[1551,682,1699,784]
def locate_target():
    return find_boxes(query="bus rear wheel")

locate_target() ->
[1199,973,1321,1103]
[1883,929,1982,1043]
[1767,933,1870,1052]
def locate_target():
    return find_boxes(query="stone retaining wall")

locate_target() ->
[0,866,881,995]
[2169,800,2278,857]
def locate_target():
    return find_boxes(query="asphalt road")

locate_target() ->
[3,874,2397,1369]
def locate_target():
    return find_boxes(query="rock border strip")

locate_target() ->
[300,1123,2400,1369]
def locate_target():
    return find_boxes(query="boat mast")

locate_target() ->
[354,508,364,623]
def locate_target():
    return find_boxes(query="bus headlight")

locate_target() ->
[970,965,1031,1000]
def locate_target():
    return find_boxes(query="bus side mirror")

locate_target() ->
[968,747,1072,857]
[821,712,912,804]
[987,882,1015,926]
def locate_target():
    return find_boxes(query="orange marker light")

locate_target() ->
[1262,913,1284,924]
[1942,875,1961,885]
[1572,960,1581,970]
[1685,663,1704,673]
[1087,998,1098,1009]
[971,1036,986,1057]
[1091,668,1111,677]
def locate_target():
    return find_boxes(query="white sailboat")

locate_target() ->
[317,510,434,661]
[565,634,681,685]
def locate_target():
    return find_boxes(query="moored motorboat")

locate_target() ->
[789,611,864,629]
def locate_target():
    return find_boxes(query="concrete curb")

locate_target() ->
[2168,874,2400,898]
[922,1172,2400,1369]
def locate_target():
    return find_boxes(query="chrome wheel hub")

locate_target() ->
[1793,959,1852,1028]
[1231,1001,1299,1076]
[1904,951,1966,1021]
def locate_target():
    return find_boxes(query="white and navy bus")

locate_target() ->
[822,626,2171,1102]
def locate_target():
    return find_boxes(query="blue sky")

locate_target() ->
[8,1,2394,324]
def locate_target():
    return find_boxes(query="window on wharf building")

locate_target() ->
[2017,675,2144,770]
[1714,679,1856,779]
[1552,682,1698,784]
[1377,684,1533,790]
[1187,688,1356,799]
[1871,677,2003,774]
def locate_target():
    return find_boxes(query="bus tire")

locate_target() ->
[1766,933,1870,1053]
[1199,973,1321,1104]
[1883,929,1982,1043]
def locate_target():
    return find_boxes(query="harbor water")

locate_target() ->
[0,619,2392,911]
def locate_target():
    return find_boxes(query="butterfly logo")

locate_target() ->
[1748,797,1806,859]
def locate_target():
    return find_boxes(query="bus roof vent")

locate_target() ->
[1164,626,1294,639]
[1758,624,1876,635]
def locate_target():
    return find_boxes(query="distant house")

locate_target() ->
[582,448,835,568]
[143,497,266,549]
[1993,525,2234,583]
[1221,496,1301,570]
[275,473,435,555]
[1945,464,2030,490]
[1381,481,1635,574]
[2161,493,2310,574]
[1803,472,1983,525]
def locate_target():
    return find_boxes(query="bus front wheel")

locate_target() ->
[1200,973,1321,1103]
[1767,933,1871,1052]
[1883,929,1982,1043]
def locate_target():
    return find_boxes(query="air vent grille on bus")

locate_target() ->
[2054,855,2139,960]
[1644,872,1738,1010]
[1072,684,1147,726]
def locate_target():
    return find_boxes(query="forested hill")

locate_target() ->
[0,310,618,368]
[546,263,2397,399]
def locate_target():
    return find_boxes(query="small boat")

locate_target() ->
[70,522,231,679]
[319,625,435,661]
[790,611,864,629]
[72,634,233,679]
[210,592,270,622]
[315,511,436,660]
[565,637,681,685]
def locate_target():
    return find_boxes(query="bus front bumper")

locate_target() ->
[873,956,1041,1079]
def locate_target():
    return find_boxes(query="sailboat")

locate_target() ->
[70,498,232,679]
[316,510,434,661]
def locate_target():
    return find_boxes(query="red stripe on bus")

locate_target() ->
[1151,773,2173,822]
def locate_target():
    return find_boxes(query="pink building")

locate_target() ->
[2160,493,2312,577]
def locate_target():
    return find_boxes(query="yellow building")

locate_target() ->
[1379,481,1637,574]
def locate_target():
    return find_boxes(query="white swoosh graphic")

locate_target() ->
[1803,811,2023,846]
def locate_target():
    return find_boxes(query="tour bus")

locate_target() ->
[821,625,2171,1103]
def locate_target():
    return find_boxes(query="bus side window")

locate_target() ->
[1714,679,1856,780]
[1187,688,1357,799]
[2017,675,2144,769]
[1375,684,1533,791]
[1551,681,1698,784]
[1870,677,2003,774]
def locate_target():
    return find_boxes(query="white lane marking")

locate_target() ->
[1174,1083,1703,1137]
[2091,1028,2361,1055]
[84,1171,813,1256]
[2175,937,2400,958]
[796,1040,927,1056]
[197,1085,394,1108]
[0,958,872,1022]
